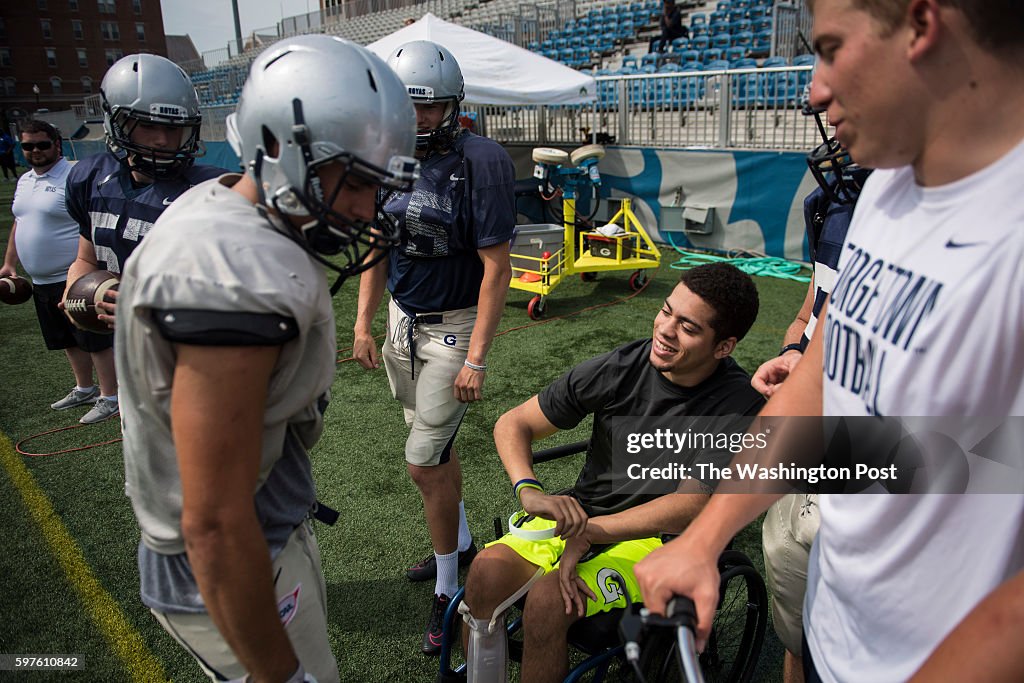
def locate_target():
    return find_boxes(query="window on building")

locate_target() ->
[133,0,142,14]
[105,48,122,66]
[46,48,57,67]
[42,19,53,39]
[101,22,120,41]
[72,19,83,39]
[69,0,79,10]
[0,18,6,40]
[98,0,115,14]
[0,49,11,68]
[77,48,88,67]
[39,0,48,10]
[51,76,62,95]
[81,76,92,93]
[3,78,15,97]
[136,23,145,41]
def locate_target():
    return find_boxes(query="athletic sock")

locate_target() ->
[458,501,473,552]
[435,549,459,598]
[76,385,96,393]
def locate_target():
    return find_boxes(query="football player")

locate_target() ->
[116,35,417,683]
[62,53,228,423]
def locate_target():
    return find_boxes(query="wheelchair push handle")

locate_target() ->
[619,595,706,683]
[665,595,698,627]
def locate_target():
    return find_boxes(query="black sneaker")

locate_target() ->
[406,542,478,582]
[422,592,451,656]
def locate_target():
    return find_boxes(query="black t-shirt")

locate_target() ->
[538,339,765,516]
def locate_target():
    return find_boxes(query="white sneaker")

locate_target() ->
[80,397,119,424]
[51,386,100,410]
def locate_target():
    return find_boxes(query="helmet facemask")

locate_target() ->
[805,107,864,206]
[413,96,463,152]
[105,108,203,180]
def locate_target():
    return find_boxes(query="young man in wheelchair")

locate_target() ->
[460,263,765,683]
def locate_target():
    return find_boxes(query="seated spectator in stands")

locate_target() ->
[650,0,689,53]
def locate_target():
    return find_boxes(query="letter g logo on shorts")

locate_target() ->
[596,567,626,605]
[443,334,457,346]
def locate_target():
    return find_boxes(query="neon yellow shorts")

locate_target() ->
[487,516,662,618]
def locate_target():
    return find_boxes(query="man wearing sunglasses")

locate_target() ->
[2,120,116,417]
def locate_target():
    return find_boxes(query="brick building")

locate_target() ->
[0,0,168,126]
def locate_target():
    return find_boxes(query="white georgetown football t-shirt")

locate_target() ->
[807,138,1024,682]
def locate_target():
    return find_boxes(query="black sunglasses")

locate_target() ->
[21,141,54,152]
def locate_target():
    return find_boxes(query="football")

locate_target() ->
[63,270,120,334]
[0,275,33,305]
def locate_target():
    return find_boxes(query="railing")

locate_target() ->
[466,64,821,150]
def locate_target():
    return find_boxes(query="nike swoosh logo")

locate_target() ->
[945,239,986,249]
[162,197,173,206]
[450,174,464,182]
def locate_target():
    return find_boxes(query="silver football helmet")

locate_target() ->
[386,40,465,151]
[100,53,202,180]
[227,35,418,282]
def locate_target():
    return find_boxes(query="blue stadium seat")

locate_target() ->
[691,35,710,51]
[732,18,752,34]
[711,32,731,49]
[678,49,700,64]
[751,29,772,55]
[641,52,659,67]
[725,46,746,62]
[792,53,816,66]
[760,57,798,107]
[622,54,639,69]
[690,12,707,26]
[753,16,772,33]
[733,31,754,49]
[705,58,730,71]
[703,48,724,65]
[708,19,728,34]
[670,37,690,52]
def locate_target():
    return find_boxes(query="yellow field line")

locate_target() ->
[0,432,167,682]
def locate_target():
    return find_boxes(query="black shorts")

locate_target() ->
[31,281,114,353]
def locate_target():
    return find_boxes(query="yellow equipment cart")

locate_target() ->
[510,145,661,319]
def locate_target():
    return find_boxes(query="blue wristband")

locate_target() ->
[513,478,544,500]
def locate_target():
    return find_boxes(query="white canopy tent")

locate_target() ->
[368,13,596,106]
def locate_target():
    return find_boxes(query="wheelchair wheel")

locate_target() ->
[700,551,768,683]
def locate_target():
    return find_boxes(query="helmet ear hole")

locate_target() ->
[261,125,280,158]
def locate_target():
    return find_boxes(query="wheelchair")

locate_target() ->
[437,441,769,683]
